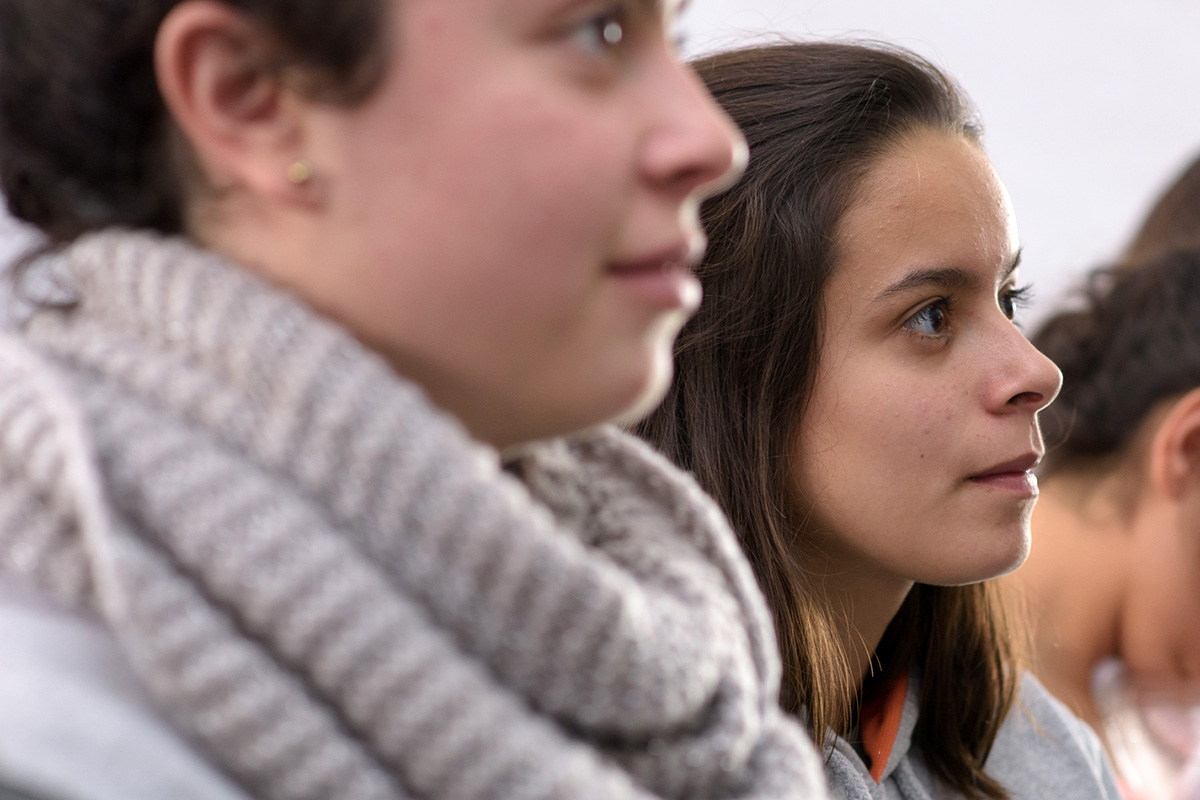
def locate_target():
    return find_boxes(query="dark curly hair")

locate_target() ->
[1035,248,1200,475]
[0,0,387,244]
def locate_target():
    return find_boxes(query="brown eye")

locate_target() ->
[905,299,949,335]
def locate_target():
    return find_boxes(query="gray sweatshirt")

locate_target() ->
[824,672,1121,799]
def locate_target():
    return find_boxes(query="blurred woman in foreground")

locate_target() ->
[0,1,826,798]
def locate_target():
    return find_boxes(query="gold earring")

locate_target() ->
[286,160,314,185]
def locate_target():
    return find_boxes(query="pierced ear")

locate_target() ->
[154,0,313,203]
[1149,386,1200,500]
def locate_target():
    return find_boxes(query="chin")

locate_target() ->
[526,331,677,441]
[993,534,1032,578]
[510,358,671,447]
[607,374,670,430]
[963,502,1034,580]
[607,348,675,429]
[940,535,1031,586]
[908,512,1032,586]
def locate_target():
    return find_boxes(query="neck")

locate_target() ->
[1004,472,1128,729]
[813,563,914,688]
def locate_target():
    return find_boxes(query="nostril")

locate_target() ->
[1008,390,1043,407]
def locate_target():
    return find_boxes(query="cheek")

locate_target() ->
[844,374,958,473]
[368,69,632,220]
[797,373,943,530]
[375,113,632,313]
[798,334,970,490]
[473,80,633,189]
[459,109,632,285]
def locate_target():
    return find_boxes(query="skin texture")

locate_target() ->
[155,0,745,449]
[1011,388,1200,734]
[794,128,1062,677]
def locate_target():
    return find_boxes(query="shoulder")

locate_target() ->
[0,578,251,800]
[984,671,1122,800]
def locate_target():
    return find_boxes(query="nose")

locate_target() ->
[988,322,1063,415]
[639,58,747,202]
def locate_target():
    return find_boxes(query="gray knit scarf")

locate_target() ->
[0,231,826,800]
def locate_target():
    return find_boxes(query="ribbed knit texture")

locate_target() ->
[0,230,827,800]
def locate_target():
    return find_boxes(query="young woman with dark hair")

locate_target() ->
[0,2,829,799]
[636,41,1119,799]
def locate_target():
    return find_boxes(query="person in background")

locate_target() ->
[1011,247,1200,799]
[636,40,1119,799]
[0,1,829,799]
[1009,142,1200,799]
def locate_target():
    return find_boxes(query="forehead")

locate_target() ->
[864,130,998,203]
[832,128,1017,293]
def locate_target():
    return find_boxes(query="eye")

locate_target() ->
[999,283,1033,321]
[904,299,950,337]
[569,6,627,57]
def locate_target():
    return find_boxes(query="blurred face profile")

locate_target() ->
[794,128,1062,593]
[300,0,744,448]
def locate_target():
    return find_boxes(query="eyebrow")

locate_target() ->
[872,249,1023,303]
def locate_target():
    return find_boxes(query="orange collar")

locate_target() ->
[859,670,910,783]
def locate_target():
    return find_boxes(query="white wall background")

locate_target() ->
[681,0,1200,324]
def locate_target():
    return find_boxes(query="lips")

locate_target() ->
[608,241,704,311]
[609,241,702,276]
[967,452,1042,496]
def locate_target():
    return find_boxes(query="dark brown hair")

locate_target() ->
[1123,151,1200,266]
[1035,248,1200,476]
[635,41,1018,799]
[0,0,386,244]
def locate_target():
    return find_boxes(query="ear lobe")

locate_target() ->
[154,0,311,204]
[1149,386,1200,500]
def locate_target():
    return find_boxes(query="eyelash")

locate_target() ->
[902,283,1034,341]
[1000,283,1033,320]
[903,297,953,340]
